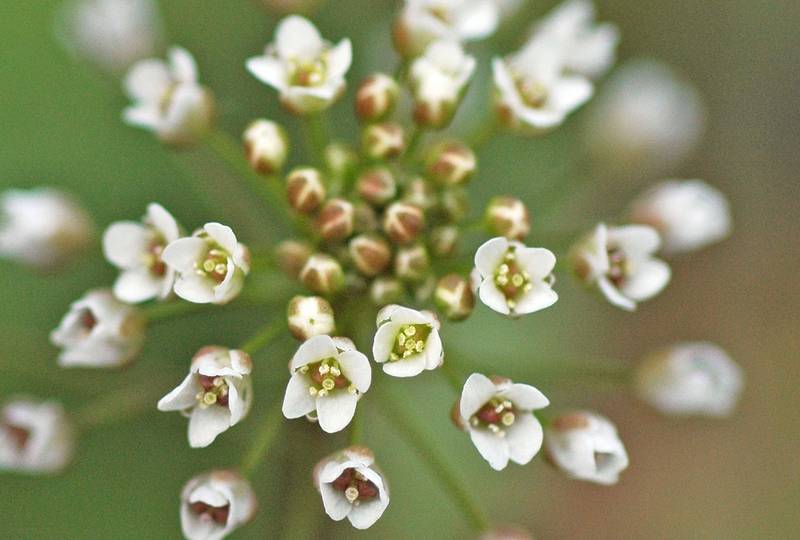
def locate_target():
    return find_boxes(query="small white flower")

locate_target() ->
[630,180,732,255]
[0,187,94,269]
[287,295,336,341]
[56,0,164,73]
[473,237,558,317]
[282,335,371,434]
[180,469,257,540]
[102,203,182,303]
[372,305,443,377]
[162,223,250,305]
[0,397,75,474]
[123,47,214,145]
[458,373,549,471]
[635,342,743,417]
[246,16,352,115]
[570,223,670,311]
[158,347,253,448]
[313,446,390,529]
[545,410,629,485]
[409,40,476,128]
[50,288,146,368]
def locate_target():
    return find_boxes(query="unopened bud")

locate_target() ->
[426,141,476,186]
[275,240,312,279]
[394,244,429,282]
[349,234,392,277]
[315,198,354,242]
[243,119,289,175]
[413,275,436,303]
[287,295,335,340]
[324,142,358,179]
[355,73,400,122]
[403,177,437,211]
[434,273,475,321]
[383,202,425,245]
[286,167,325,214]
[300,254,344,295]
[413,99,457,130]
[353,202,379,234]
[362,122,405,161]
[485,196,531,240]
[357,168,397,206]
[369,276,405,306]
[441,187,469,223]
[430,225,459,257]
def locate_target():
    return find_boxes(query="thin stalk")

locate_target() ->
[349,409,364,446]
[239,318,285,356]
[239,400,284,477]
[303,113,329,164]
[441,360,466,394]
[404,125,425,162]
[467,116,497,150]
[74,383,156,431]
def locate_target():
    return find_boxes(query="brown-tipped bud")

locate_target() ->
[369,276,405,306]
[349,234,392,277]
[299,254,344,295]
[355,73,400,122]
[435,273,475,321]
[286,167,325,214]
[430,225,460,258]
[353,202,379,234]
[357,168,397,206]
[485,196,531,240]
[243,119,289,175]
[275,240,312,278]
[394,244,429,282]
[287,295,335,340]
[403,177,438,211]
[315,198,354,242]
[426,141,476,186]
[441,187,469,223]
[362,122,405,161]
[323,142,358,179]
[383,202,425,245]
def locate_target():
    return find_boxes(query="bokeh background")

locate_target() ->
[1,0,798,538]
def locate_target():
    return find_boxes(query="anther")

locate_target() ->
[501,412,515,426]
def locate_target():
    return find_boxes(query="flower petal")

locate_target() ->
[291,335,338,370]
[113,268,163,303]
[459,373,498,419]
[316,392,357,433]
[381,353,427,377]
[621,258,670,301]
[479,280,510,315]
[158,373,201,411]
[338,350,371,393]
[474,236,509,277]
[469,428,509,470]
[506,413,543,465]
[246,56,287,91]
[102,221,149,268]
[162,237,207,273]
[282,373,316,419]
[501,383,549,410]
[276,15,324,61]
[174,275,216,304]
[319,483,351,521]
[188,405,231,448]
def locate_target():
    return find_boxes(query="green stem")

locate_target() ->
[441,360,466,394]
[303,114,328,164]
[143,301,208,322]
[404,125,425,162]
[467,115,497,150]
[74,383,156,431]
[239,400,284,477]
[239,318,285,356]
[349,409,364,446]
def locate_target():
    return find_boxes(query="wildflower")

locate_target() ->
[372,305,443,377]
[287,295,336,341]
[410,40,476,129]
[243,119,289,175]
[0,398,75,474]
[180,469,256,540]
[158,347,253,448]
[282,335,371,433]
[457,373,549,470]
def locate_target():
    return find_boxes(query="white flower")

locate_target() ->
[158,347,253,448]
[243,119,289,175]
[102,203,182,303]
[0,187,94,269]
[282,335,371,434]
[629,180,732,254]
[313,446,389,529]
[458,373,549,471]
[50,288,145,368]
[0,398,75,474]
[180,469,257,540]
[287,295,336,341]
[394,0,500,57]
[372,305,443,377]
[409,40,476,128]
[544,410,629,485]
[473,237,558,317]
[635,342,743,417]
[570,223,670,311]
[585,59,706,172]
[123,47,214,145]
[56,0,163,72]
[162,223,250,305]
[246,16,352,115]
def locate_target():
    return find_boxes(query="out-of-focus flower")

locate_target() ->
[282,335,371,433]
[313,446,390,529]
[394,244,430,282]
[434,273,475,321]
[50,288,145,368]
[457,373,548,470]
[635,342,743,417]
[247,16,352,115]
[485,196,531,240]
[473,237,557,316]
[300,253,344,295]
[0,187,94,269]
[0,398,75,474]
[585,59,706,173]
[369,277,405,306]
[102,203,181,303]
[362,122,406,161]
[570,223,670,311]
[372,305,442,377]
[276,240,312,279]
[410,41,476,129]
[287,295,336,341]
[426,141,476,186]
[180,469,257,540]
[629,180,732,254]
[158,347,253,448]
[162,223,250,305]
[122,47,215,145]
[57,0,163,73]
[243,120,289,176]
[355,73,400,122]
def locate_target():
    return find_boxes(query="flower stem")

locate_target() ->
[467,116,497,150]
[239,318,285,356]
[404,125,425,162]
[303,113,329,165]
[441,360,466,394]
[239,399,284,477]
[349,409,364,446]
[74,383,156,431]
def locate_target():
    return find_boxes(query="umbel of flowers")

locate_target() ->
[0,1,742,538]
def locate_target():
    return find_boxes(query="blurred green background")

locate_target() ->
[1,0,798,538]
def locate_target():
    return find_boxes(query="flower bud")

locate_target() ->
[180,470,256,540]
[413,274,436,303]
[362,122,405,161]
[434,274,474,321]
[429,225,459,257]
[441,187,469,223]
[324,142,358,179]
[355,73,400,122]
[403,177,437,211]
[485,196,531,240]
[315,198,355,242]
[243,119,289,175]
[394,244,429,282]
[276,240,312,279]
[410,41,476,129]
[286,167,326,214]
[353,203,379,233]
[425,141,476,185]
[287,295,335,340]
[349,234,392,277]
[383,202,425,245]
[357,168,397,206]
[369,277,405,306]
[300,254,344,295]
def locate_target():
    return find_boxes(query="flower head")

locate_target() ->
[158,347,253,448]
[287,295,336,341]
[180,469,257,540]
[0,397,75,474]
[458,373,549,470]
[410,40,476,128]
[372,305,443,377]
[282,335,371,433]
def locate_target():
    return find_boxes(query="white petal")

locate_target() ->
[174,275,216,304]
[372,322,400,364]
[459,373,497,419]
[423,330,443,370]
[469,428,509,470]
[319,483,351,521]
[479,280,510,315]
[326,39,352,79]
[158,374,200,411]
[621,259,671,301]
[347,497,388,529]
[162,237,207,273]
[609,224,661,255]
[597,276,636,311]
[102,222,149,268]
[213,261,244,304]
[291,335,338,370]
[384,306,429,326]
[113,268,163,303]
[455,0,500,40]
[246,56,287,91]
[124,58,170,102]
[169,47,197,83]
[506,413,543,465]
[515,247,556,280]
[501,383,549,410]
[276,16,323,60]
[282,373,316,418]
[147,203,180,241]
[204,222,238,254]
[513,284,558,315]
[338,350,371,393]
[316,392,358,433]
[188,406,231,448]
[122,104,161,130]
[550,75,593,113]
[474,237,509,276]
[381,354,427,377]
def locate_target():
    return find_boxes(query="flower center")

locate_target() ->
[390,324,431,361]
[470,397,517,437]
[1,421,30,451]
[195,375,230,408]
[606,248,628,287]
[194,248,229,284]
[516,77,549,108]
[331,467,379,505]
[494,249,532,310]
[158,82,180,116]
[142,237,167,277]
[288,57,328,87]
[80,308,98,333]
[189,501,230,526]
[298,358,356,398]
